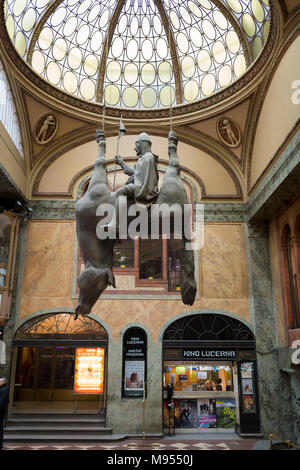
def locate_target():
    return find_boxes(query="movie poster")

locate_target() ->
[163,400,198,428]
[74,348,104,394]
[241,362,253,378]
[243,395,256,413]
[197,399,217,428]
[124,361,144,390]
[242,378,253,394]
[216,398,236,428]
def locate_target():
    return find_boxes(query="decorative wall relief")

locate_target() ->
[217,116,242,148]
[34,113,58,144]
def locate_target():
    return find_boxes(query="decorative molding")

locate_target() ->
[216,115,242,148]
[34,113,58,145]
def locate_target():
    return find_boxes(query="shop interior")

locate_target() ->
[163,361,239,432]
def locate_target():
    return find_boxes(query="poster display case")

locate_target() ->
[122,327,147,398]
[74,347,105,394]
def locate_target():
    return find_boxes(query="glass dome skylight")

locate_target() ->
[5,0,271,109]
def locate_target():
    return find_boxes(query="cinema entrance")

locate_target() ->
[163,313,260,435]
[12,313,108,411]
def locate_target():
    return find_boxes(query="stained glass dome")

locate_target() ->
[5,0,271,109]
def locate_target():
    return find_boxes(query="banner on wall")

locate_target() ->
[74,348,104,394]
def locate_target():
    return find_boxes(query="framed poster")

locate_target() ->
[122,327,147,398]
[243,395,256,413]
[197,399,217,429]
[216,398,236,428]
[74,348,104,394]
[241,362,253,378]
[124,361,144,391]
[240,361,257,414]
[242,378,253,394]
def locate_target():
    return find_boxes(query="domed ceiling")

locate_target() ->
[4,0,271,110]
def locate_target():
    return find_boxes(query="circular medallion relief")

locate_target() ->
[34,113,58,145]
[217,116,241,148]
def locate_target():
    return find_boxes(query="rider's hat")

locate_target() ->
[136,132,152,144]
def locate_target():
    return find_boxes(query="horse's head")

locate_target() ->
[75,266,116,318]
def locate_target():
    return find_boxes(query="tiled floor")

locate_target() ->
[2,438,264,451]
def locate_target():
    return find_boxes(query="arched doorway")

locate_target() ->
[13,313,108,411]
[162,313,260,435]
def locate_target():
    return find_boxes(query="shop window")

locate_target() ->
[139,239,163,280]
[163,362,234,393]
[113,238,134,269]
[167,238,184,292]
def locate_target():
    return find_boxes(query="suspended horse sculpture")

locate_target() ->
[74,129,197,319]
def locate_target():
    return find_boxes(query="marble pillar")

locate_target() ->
[246,221,294,439]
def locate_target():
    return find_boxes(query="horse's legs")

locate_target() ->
[181,241,197,306]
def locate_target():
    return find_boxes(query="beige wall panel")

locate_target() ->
[24,94,86,156]
[37,135,237,196]
[201,224,247,299]
[19,297,250,341]
[22,220,74,298]
[188,99,251,160]
[0,122,26,195]
[250,36,300,188]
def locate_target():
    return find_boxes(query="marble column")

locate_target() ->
[246,221,293,438]
[0,217,28,411]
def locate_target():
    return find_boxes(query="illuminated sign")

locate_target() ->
[183,349,236,359]
[74,348,104,394]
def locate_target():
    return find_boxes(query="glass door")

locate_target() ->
[16,346,76,401]
[35,346,54,400]
[53,347,75,400]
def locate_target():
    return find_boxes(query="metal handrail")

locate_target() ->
[269,434,300,450]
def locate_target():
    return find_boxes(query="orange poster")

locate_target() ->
[74,348,104,394]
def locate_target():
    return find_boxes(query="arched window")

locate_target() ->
[0,61,23,157]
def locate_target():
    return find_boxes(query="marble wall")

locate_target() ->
[18,220,250,342]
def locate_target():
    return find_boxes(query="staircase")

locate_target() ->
[4,412,118,443]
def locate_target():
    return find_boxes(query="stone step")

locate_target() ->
[4,426,112,435]
[7,417,105,427]
[3,433,125,443]
[12,412,105,418]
